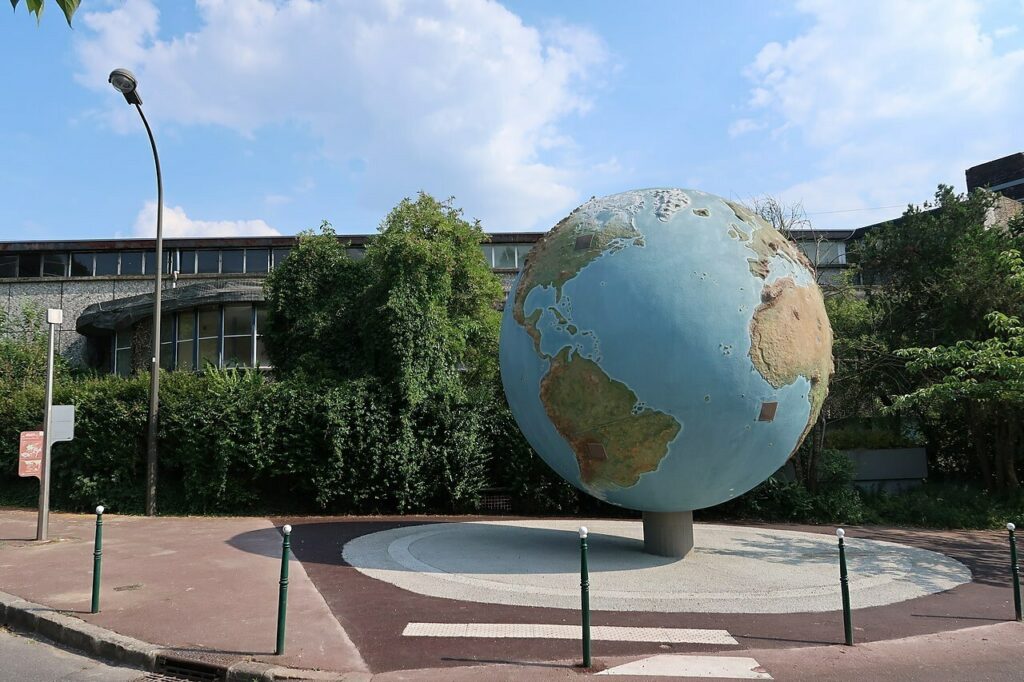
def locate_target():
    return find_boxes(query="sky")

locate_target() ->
[1,0,1022,240]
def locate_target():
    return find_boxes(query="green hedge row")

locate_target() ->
[0,371,588,516]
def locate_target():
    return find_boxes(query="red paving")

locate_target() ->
[274,516,1020,673]
[1,509,1020,677]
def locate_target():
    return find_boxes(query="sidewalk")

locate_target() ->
[0,509,367,676]
[2,509,1022,680]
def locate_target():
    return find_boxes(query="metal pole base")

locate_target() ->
[642,510,694,558]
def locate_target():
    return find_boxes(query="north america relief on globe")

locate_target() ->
[499,189,834,512]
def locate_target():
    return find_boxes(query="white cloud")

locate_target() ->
[75,0,609,230]
[736,0,1024,227]
[133,201,280,237]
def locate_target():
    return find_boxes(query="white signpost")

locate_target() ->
[35,309,75,542]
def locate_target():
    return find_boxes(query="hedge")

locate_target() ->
[0,371,562,516]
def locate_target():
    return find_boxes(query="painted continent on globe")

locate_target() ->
[499,189,834,512]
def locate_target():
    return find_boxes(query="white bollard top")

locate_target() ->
[96,505,105,515]
[282,524,292,535]
[836,528,845,538]
[1009,523,1016,532]
[579,526,588,539]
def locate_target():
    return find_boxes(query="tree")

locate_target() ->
[856,186,1024,487]
[10,0,80,26]
[360,193,504,406]
[262,221,366,383]
[891,251,1024,490]
[859,186,1024,349]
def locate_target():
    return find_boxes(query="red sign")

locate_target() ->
[18,430,43,479]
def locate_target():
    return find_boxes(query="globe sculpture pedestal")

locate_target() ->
[642,511,694,558]
[499,188,834,551]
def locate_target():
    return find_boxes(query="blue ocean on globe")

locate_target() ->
[499,188,833,512]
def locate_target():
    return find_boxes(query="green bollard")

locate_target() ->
[579,526,591,668]
[837,528,853,646]
[91,506,104,614]
[1008,523,1021,622]
[275,524,291,655]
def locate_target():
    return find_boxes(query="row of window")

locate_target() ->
[0,242,539,278]
[112,303,270,375]
[481,244,534,269]
[796,240,847,266]
[0,248,295,279]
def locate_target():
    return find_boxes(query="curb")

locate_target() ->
[0,590,366,681]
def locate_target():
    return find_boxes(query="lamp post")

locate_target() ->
[109,68,163,516]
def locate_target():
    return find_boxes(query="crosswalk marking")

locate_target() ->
[401,622,738,644]
[598,654,772,678]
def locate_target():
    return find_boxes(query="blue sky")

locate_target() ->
[1,0,1022,240]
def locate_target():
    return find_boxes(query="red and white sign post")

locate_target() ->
[18,430,43,479]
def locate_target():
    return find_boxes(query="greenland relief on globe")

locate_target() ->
[499,189,834,512]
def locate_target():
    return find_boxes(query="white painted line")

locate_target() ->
[598,654,772,678]
[402,623,737,644]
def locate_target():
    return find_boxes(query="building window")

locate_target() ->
[42,253,68,278]
[272,248,291,269]
[71,252,94,276]
[246,249,269,273]
[197,250,220,274]
[221,249,244,274]
[197,306,220,368]
[178,250,197,274]
[144,250,172,276]
[160,314,175,370]
[113,329,132,376]
[176,311,196,371]
[346,247,366,260]
[0,255,17,278]
[94,252,119,276]
[222,304,252,367]
[18,253,42,278]
[516,244,532,266]
[255,305,270,367]
[798,240,847,267]
[493,245,517,269]
[120,251,144,275]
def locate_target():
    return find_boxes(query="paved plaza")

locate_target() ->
[0,509,1021,679]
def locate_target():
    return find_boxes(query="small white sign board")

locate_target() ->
[51,405,75,443]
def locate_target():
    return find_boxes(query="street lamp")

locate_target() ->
[109,68,163,516]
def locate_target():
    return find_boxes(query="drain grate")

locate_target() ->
[154,656,225,681]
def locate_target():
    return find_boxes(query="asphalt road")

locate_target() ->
[0,628,143,682]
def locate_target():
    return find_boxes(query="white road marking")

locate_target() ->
[598,654,772,678]
[402,622,737,644]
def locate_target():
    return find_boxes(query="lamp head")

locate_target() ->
[109,68,142,105]
[579,526,588,539]
[836,528,845,539]
[1009,523,1016,532]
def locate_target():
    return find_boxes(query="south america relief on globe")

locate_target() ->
[499,188,834,512]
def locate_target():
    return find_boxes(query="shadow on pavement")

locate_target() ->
[226,519,678,574]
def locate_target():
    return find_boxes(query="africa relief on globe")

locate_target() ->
[499,189,834,512]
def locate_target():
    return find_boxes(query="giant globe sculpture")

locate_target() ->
[499,188,833,555]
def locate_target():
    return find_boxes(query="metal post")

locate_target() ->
[35,309,59,542]
[837,528,853,646]
[134,102,163,518]
[579,526,591,668]
[276,524,291,655]
[91,506,104,613]
[1008,523,1021,622]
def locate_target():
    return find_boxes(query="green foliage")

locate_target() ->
[860,483,1024,530]
[890,249,1024,490]
[707,449,866,524]
[10,0,79,26]
[0,304,64,392]
[262,222,366,383]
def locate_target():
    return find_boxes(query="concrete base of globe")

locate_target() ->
[642,510,694,558]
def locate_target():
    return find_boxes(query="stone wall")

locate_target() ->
[1,277,220,367]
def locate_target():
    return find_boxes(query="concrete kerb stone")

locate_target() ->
[0,590,348,682]
[0,589,160,671]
